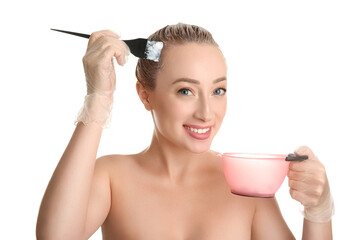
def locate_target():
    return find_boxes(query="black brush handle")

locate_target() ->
[50,29,91,38]
[285,153,308,161]
[50,28,147,58]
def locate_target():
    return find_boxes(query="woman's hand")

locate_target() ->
[82,29,130,98]
[74,30,130,128]
[287,145,334,223]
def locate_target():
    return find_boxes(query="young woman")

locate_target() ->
[36,23,333,239]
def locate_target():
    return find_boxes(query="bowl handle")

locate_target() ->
[285,153,308,161]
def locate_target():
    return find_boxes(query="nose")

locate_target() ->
[194,95,213,122]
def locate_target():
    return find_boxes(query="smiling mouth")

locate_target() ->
[183,125,212,140]
[183,125,211,134]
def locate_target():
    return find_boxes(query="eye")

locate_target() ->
[214,88,227,96]
[178,88,193,96]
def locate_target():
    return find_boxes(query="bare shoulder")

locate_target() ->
[208,149,223,164]
[209,149,221,156]
[97,154,134,163]
[96,153,138,168]
[95,153,141,178]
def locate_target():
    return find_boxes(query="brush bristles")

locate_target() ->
[144,40,164,62]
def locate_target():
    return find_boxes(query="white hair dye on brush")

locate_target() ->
[145,40,164,62]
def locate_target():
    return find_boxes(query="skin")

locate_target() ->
[37,30,332,239]
[83,43,295,239]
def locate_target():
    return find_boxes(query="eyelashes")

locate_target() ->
[214,88,227,95]
[177,88,227,96]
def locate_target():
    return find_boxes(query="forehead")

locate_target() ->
[158,43,227,84]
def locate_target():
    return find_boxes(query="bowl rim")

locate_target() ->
[222,152,288,160]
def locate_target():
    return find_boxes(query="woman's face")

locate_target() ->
[146,43,227,153]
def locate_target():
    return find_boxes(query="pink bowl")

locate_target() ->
[218,153,289,198]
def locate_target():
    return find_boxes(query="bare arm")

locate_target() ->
[36,29,130,239]
[302,219,332,240]
[36,122,105,239]
[251,196,333,240]
[251,197,295,240]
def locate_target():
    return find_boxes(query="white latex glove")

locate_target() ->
[74,29,130,128]
[287,145,335,223]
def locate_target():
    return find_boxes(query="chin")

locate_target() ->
[187,146,211,154]
[185,139,214,154]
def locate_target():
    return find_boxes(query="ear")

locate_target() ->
[136,81,153,111]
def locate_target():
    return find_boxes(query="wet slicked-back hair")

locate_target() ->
[135,23,219,91]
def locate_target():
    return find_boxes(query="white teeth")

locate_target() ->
[185,126,210,134]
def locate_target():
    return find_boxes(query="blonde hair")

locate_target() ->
[135,23,219,91]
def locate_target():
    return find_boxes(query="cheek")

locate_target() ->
[155,98,191,136]
[222,98,227,116]
[164,98,192,121]
[214,97,227,119]
[153,95,192,125]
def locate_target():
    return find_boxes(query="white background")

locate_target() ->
[1,0,359,239]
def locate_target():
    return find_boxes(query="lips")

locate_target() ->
[183,124,212,129]
[183,124,212,140]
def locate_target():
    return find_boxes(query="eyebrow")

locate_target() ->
[172,77,227,85]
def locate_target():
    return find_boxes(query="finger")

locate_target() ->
[288,161,309,172]
[108,29,121,39]
[114,43,129,66]
[289,187,323,208]
[294,145,318,161]
[287,169,307,181]
[114,39,130,56]
[88,29,121,47]
[289,168,327,187]
[288,179,308,191]
[289,158,325,174]
[289,188,309,206]
[89,36,125,59]
[114,51,127,66]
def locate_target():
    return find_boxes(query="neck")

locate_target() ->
[140,128,214,185]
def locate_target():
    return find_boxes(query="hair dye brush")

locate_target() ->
[50,28,164,62]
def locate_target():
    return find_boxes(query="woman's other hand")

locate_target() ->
[287,145,334,223]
